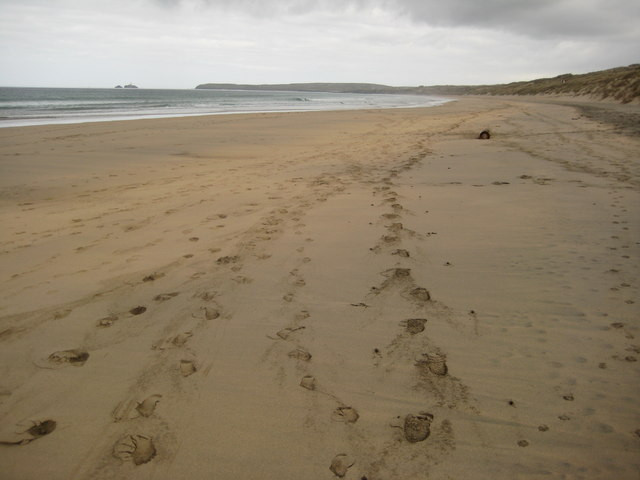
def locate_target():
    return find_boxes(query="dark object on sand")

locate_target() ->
[48,349,90,365]
[478,130,491,139]
[27,420,57,438]
[0,420,57,445]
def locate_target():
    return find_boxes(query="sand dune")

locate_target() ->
[0,97,638,479]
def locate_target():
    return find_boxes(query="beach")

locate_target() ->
[0,96,638,479]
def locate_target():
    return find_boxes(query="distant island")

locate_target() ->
[196,64,640,103]
[115,84,139,89]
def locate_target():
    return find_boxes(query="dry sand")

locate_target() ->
[0,97,638,479]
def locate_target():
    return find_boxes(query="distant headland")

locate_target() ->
[115,84,139,89]
[196,64,640,103]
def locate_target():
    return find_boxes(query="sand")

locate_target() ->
[0,97,638,479]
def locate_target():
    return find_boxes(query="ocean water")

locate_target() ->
[0,87,450,128]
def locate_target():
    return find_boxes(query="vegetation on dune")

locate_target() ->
[457,64,640,103]
[197,64,640,103]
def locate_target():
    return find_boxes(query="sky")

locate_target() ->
[0,0,638,89]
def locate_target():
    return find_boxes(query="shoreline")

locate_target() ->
[1,97,638,479]
[4,91,637,131]
[0,101,451,129]
[0,87,452,129]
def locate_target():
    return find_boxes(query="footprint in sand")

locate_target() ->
[391,249,410,257]
[401,412,434,443]
[152,332,192,350]
[97,314,119,327]
[201,306,221,320]
[37,349,89,368]
[372,268,414,291]
[387,222,404,233]
[329,453,355,478]
[154,292,179,302]
[142,272,165,282]
[113,434,156,465]
[385,268,412,278]
[609,322,634,339]
[129,306,147,316]
[112,395,163,422]
[271,326,306,340]
[232,276,252,284]
[179,360,197,377]
[0,420,57,445]
[196,291,217,302]
[381,234,399,244]
[136,395,162,418]
[415,352,448,376]
[288,348,312,361]
[402,318,427,335]
[217,255,240,265]
[300,375,316,390]
[283,293,294,303]
[410,287,431,302]
[332,406,359,423]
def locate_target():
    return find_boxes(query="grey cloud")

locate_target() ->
[153,0,640,38]
[391,0,640,38]
[151,0,369,14]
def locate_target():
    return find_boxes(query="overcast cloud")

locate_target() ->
[0,0,637,88]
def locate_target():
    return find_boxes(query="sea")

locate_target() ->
[0,87,450,128]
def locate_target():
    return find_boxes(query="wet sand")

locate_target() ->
[0,97,638,479]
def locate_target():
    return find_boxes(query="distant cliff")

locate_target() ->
[196,64,640,103]
[195,82,416,94]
